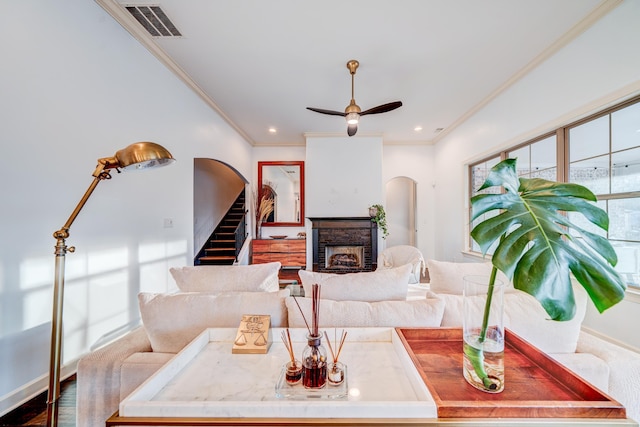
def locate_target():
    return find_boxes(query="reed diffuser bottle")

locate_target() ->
[300,284,327,389]
[302,333,327,389]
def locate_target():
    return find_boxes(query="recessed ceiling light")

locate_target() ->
[414,126,423,132]
[268,127,277,133]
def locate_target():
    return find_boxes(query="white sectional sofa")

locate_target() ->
[76,260,640,427]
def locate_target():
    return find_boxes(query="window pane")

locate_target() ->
[568,200,607,238]
[508,147,530,176]
[531,135,556,173]
[470,156,501,254]
[569,155,609,195]
[608,198,640,241]
[569,116,609,162]
[612,102,640,152]
[612,147,640,194]
[471,157,500,194]
[611,241,640,289]
[530,167,557,180]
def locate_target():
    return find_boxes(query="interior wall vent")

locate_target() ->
[126,6,182,37]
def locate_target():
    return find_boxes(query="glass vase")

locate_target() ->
[462,274,504,393]
[302,334,327,389]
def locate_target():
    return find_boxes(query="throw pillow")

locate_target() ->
[285,292,445,328]
[427,259,512,294]
[138,289,289,353]
[169,262,281,293]
[439,284,587,354]
[298,264,412,302]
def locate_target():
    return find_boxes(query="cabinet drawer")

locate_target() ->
[251,239,306,267]
[287,240,306,251]
[286,253,307,266]
[252,253,279,264]
[269,241,290,252]
[252,240,272,252]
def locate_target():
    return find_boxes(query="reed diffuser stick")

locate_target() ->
[311,283,321,336]
[335,330,347,362]
[291,295,311,334]
[281,329,296,364]
[324,331,336,362]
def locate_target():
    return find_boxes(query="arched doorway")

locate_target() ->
[385,176,417,247]
[193,158,248,262]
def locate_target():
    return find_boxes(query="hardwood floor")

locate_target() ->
[0,376,76,427]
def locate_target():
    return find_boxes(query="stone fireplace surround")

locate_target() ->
[309,217,378,273]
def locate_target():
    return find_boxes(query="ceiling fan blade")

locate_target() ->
[347,123,358,137]
[306,107,346,117]
[360,101,403,116]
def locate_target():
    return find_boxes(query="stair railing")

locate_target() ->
[234,210,247,261]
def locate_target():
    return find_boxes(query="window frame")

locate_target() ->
[467,95,640,291]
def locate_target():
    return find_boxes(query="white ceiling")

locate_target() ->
[99,0,615,146]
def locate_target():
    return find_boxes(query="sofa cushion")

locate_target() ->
[298,264,412,302]
[138,289,289,353]
[169,262,281,293]
[439,285,587,354]
[285,292,445,328]
[120,352,174,401]
[427,259,512,294]
[549,352,609,392]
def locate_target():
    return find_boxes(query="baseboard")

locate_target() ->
[0,361,77,418]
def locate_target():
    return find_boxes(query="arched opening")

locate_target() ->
[193,158,248,264]
[385,176,417,247]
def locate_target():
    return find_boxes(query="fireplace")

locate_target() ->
[309,217,377,273]
[326,245,365,269]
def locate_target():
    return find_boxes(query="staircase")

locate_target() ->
[195,190,247,265]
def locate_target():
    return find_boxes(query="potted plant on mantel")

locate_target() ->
[467,158,627,392]
[369,204,389,239]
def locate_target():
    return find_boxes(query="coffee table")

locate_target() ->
[106,327,637,426]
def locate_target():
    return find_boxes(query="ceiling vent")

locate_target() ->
[126,6,182,37]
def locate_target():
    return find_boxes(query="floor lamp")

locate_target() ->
[46,142,175,427]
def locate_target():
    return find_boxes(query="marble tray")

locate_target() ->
[118,327,436,420]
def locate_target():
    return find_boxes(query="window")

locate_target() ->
[507,134,558,181]
[468,134,558,255]
[469,155,502,253]
[468,96,640,290]
[567,100,640,289]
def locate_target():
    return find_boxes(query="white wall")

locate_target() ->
[382,144,436,259]
[305,136,384,218]
[432,0,640,348]
[0,0,253,414]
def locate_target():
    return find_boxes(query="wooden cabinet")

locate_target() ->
[251,238,306,281]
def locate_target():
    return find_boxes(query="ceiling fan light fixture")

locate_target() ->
[307,60,402,136]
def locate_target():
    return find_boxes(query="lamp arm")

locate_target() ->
[46,160,113,427]
[54,160,114,239]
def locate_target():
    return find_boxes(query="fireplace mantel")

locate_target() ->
[309,217,378,273]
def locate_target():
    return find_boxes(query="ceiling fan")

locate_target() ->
[307,60,403,137]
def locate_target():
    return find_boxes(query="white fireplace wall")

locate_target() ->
[305,135,384,217]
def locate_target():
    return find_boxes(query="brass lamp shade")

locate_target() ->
[113,141,176,170]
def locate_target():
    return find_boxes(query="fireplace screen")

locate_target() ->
[325,246,365,269]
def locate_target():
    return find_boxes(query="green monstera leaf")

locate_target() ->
[471,158,627,321]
